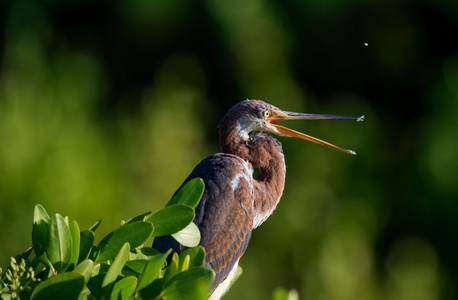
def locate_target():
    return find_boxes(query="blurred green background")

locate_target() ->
[1,0,458,299]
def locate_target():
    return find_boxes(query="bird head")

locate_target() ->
[222,100,364,155]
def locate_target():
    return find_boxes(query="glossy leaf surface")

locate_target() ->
[136,250,171,291]
[78,230,95,264]
[47,213,72,272]
[68,220,80,269]
[171,222,200,247]
[146,205,194,237]
[166,178,205,209]
[110,276,137,300]
[179,246,206,269]
[162,267,215,300]
[102,242,130,288]
[31,271,84,300]
[97,222,153,262]
[74,259,94,283]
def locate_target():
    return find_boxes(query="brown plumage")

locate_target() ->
[153,100,363,299]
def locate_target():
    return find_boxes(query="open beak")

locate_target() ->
[268,111,364,155]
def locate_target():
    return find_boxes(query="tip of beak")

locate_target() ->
[357,115,365,122]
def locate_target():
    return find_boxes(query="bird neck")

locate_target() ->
[249,134,286,228]
[220,125,286,229]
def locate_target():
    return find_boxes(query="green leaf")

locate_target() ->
[140,247,160,258]
[89,218,103,232]
[32,220,51,268]
[68,220,80,269]
[179,247,206,269]
[88,245,99,262]
[91,262,110,277]
[31,271,85,300]
[78,230,95,264]
[102,242,130,288]
[146,205,194,237]
[141,247,160,256]
[34,204,51,224]
[180,255,190,272]
[124,211,152,225]
[97,222,154,262]
[139,279,162,300]
[47,213,72,272]
[123,260,148,278]
[78,286,92,300]
[163,253,179,285]
[166,178,205,209]
[87,273,106,299]
[162,267,215,300]
[171,222,200,247]
[32,206,52,269]
[74,259,94,283]
[110,276,137,300]
[15,246,33,263]
[136,250,171,292]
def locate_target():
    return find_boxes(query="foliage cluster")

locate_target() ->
[2,0,457,298]
[0,178,215,300]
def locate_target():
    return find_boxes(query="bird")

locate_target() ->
[153,99,363,299]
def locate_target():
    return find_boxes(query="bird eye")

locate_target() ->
[263,111,270,118]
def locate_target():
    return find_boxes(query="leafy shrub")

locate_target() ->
[0,178,215,300]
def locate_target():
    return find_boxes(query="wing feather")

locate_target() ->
[153,153,254,292]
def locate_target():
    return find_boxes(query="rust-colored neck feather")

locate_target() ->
[219,116,285,228]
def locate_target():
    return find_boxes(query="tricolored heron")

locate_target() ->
[153,100,363,299]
